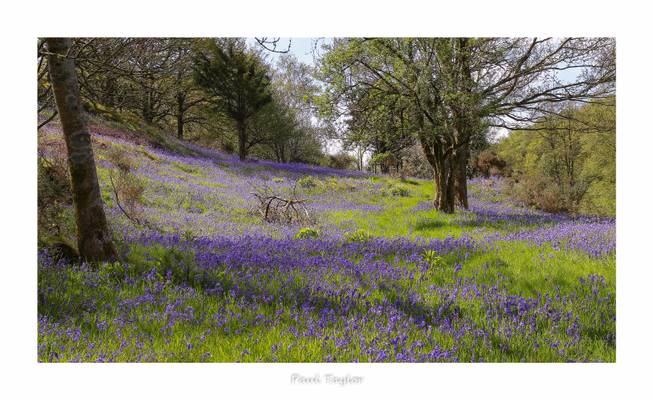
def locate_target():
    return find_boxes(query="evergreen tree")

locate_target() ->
[193,39,272,160]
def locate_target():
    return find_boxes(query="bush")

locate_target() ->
[344,229,372,243]
[116,174,145,212]
[472,150,509,178]
[106,146,135,174]
[294,227,320,240]
[388,183,410,197]
[297,176,319,188]
[508,175,564,213]
[326,152,356,170]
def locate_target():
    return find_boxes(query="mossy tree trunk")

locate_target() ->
[45,38,118,263]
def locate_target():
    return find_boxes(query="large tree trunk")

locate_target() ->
[414,115,457,214]
[46,38,117,263]
[433,156,456,213]
[454,143,469,209]
[236,119,247,160]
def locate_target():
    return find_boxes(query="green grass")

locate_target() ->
[38,120,615,362]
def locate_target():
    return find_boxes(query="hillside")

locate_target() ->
[37,119,616,362]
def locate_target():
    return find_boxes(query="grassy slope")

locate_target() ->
[37,118,616,362]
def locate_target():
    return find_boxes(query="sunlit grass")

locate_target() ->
[38,125,616,362]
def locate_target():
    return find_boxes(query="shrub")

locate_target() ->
[294,227,320,240]
[117,174,145,211]
[109,170,146,223]
[472,150,509,178]
[272,177,285,183]
[326,152,356,170]
[508,175,565,213]
[388,184,410,197]
[106,146,135,174]
[344,229,372,243]
[297,176,319,188]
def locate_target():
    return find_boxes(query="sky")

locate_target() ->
[247,37,328,66]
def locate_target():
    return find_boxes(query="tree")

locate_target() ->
[497,99,615,215]
[168,39,206,139]
[248,54,326,164]
[44,38,117,262]
[319,37,615,213]
[193,39,272,160]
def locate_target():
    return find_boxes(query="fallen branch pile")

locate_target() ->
[250,181,313,224]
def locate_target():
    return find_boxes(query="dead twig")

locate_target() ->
[249,180,313,224]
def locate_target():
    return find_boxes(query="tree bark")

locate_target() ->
[415,114,456,214]
[46,38,117,262]
[433,156,456,213]
[454,143,469,209]
[236,119,247,160]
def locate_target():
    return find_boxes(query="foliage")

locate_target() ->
[421,249,443,268]
[105,146,146,221]
[318,37,615,212]
[386,183,411,197]
[294,227,320,240]
[496,100,615,216]
[344,229,373,243]
[37,121,615,362]
[193,39,272,160]
[472,150,509,177]
[106,145,136,174]
[297,175,319,188]
[37,40,616,363]
[325,152,356,170]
